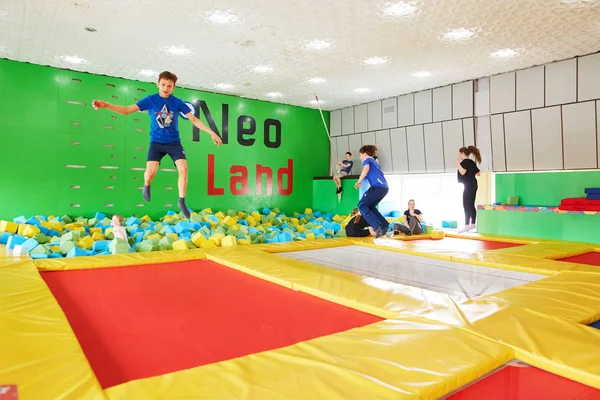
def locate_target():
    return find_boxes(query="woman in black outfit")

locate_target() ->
[456,146,482,233]
[345,208,371,237]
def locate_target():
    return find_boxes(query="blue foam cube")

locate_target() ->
[92,240,110,252]
[248,227,259,234]
[0,232,14,245]
[126,217,141,227]
[22,238,39,252]
[66,247,87,258]
[277,232,293,242]
[39,226,50,235]
[265,237,279,243]
[262,208,271,215]
[37,215,48,221]
[26,217,40,227]
[166,210,177,216]
[31,253,48,259]
[49,252,63,259]
[442,221,450,228]
[95,212,106,221]
[322,221,332,229]
[7,235,27,249]
[314,211,323,218]
[331,223,341,233]
[239,220,248,226]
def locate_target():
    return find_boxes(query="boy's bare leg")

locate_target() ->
[175,159,190,218]
[143,161,160,202]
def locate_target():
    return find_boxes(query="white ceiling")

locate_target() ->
[1,0,599,111]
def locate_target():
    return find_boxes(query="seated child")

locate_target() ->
[344,208,371,237]
[393,199,423,236]
[334,152,354,195]
[111,214,128,241]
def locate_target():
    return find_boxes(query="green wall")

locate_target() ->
[0,59,329,219]
[312,179,359,215]
[495,171,600,206]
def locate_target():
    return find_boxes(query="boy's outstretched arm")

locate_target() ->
[185,113,223,146]
[92,100,139,115]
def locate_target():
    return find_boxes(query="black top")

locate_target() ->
[345,215,369,236]
[404,209,422,225]
[458,159,480,186]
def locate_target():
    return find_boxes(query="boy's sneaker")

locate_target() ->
[142,185,151,202]
[178,198,191,219]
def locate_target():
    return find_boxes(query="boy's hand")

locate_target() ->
[92,100,108,110]
[211,132,223,146]
[354,181,362,189]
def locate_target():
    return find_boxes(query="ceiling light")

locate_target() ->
[204,10,240,25]
[443,28,477,41]
[310,99,325,105]
[164,45,191,56]
[490,48,519,58]
[308,77,327,84]
[215,83,234,90]
[363,56,389,65]
[380,1,420,17]
[303,39,333,50]
[138,69,157,77]
[354,87,371,93]
[412,71,432,78]
[251,65,273,73]
[265,92,283,98]
[59,55,87,64]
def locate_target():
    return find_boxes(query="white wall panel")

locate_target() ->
[490,72,516,114]
[453,81,474,118]
[335,135,350,161]
[397,94,414,127]
[491,114,506,172]
[503,111,533,171]
[546,58,577,106]
[516,66,545,110]
[367,101,383,131]
[598,101,600,169]
[354,104,368,133]
[390,127,409,173]
[330,109,342,136]
[562,101,597,169]
[414,90,433,124]
[341,107,354,135]
[442,120,463,171]
[361,131,376,148]
[382,98,398,129]
[476,116,493,172]
[348,134,363,174]
[406,125,426,173]
[578,53,600,102]
[531,107,563,171]
[463,118,475,147]
[423,123,445,172]
[375,130,393,173]
[433,86,452,122]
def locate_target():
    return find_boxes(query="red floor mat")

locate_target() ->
[423,237,523,252]
[447,363,600,400]
[42,260,382,389]
[559,252,600,267]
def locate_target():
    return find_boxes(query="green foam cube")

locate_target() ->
[325,229,334,236]
[88,218,99,227]
[160,236,176,246]
[61,215,72,224]
[60,241,75,255]
[137,241,155,253]
[30,244,50,255]
[109,238,130,254]
[34,233,50,244]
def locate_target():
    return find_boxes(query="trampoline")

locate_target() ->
[3,235,600,399]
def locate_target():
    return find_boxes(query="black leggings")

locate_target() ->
[463,184,477,225]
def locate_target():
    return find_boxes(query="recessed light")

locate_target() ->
[363,56,389,65]
[59,55,87,64]
[215,83,234,90]
[354,87,371,93]
[308,77,327,84]
[490,48,519,58]
[139,69,157,77]
[251,65,273,73]
[84,27,97,32]
[443,28,477,41]
[303,39,333,50]
[164,45,191,56]
[204,10,240,25]
[380,1,420,17]
[265,92,283,98]
[412,71,432,78]
[310,99,325,105]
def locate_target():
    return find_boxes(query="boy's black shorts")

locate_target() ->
[147,141,186,163]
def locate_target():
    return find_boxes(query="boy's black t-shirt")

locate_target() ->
[458,159,480,186]
[404,209,422,225]
[345,215,369,234]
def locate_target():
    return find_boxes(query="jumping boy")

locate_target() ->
[92,71,222,218]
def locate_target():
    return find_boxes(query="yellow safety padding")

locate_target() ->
[33,249,206,271]
[487,271,600,324]
[489,242,595,260]
[445,232,537,245]
[450,253,565,276]
[0,260,106,400]
[252,238,354,253]
[105,317,512,400]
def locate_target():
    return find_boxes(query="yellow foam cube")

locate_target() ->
[296,225,306,234]
[148,233,162,241]
[221,235,237,248]
[305,208,313,215]
[105,228,114,236]
[89,228,102,235]
[17,224,27,236]
[23,225,41,238]
[431,230,445,240]
[191,232,207,247]
[140,215,151,223]
[172,239,189,250]
[223,216,237,227]
[256,226,265,232]
[78,236,94,250]
[49,246,60,253]
[305,233,315,241]
[317,217,325,222]
[202,208,212,213]
[269,212,276,217]
[290,218,299,226]
[167,233,179,241]
[48,215,56,221]
[251,212,261,221]
[92,232,105,241]
[215,211,225,219]
[246,217,257,227]
[332,215,342,222]
[0,221,18,234]
[203,239,217,248]
[237,212,246,219]
[237,239,251,245]
[209,232,225,246]
[40,220,52,229]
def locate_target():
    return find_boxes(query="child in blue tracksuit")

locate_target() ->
[354,145,389,238]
